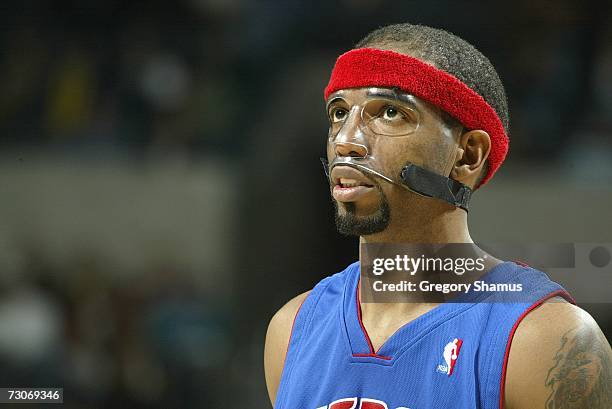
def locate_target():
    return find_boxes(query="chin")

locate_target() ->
[333,200,391,237]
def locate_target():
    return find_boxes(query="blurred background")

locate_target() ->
[0,0,610,407]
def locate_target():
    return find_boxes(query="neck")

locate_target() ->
[360,199,472,245]
[358,200,475,312]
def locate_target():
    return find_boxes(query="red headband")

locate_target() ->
[324,48,508,187]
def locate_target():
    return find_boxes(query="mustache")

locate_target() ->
[320,157,395,184]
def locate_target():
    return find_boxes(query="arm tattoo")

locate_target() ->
[545,325,612,409]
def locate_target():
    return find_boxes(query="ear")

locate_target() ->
[450,129,491,188]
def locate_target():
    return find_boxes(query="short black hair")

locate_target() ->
[356,23,509,134]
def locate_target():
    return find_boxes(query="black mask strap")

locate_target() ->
[400,163,472,211]
[320,158,472,211]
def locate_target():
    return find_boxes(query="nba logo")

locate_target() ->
[436,338,463,376]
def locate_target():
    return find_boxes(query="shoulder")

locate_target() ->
[504,298,612,409]
[264,291,311,405]
[266,291,311,358]
[263,262,358,405]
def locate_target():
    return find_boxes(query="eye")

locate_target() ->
[330,107,348,122]
[382,106,402,120]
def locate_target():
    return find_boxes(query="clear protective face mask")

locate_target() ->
[322,87,472,211]
[323,87,420,187]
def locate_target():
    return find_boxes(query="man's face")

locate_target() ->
[326,87,461,236]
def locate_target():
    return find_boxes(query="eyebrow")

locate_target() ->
[325,88,419,111]
[365,89,418,108]
[325,96,345,111]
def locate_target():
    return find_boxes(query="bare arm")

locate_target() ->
[504,300,612,409]
[264,291,310,407]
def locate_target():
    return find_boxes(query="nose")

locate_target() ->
[332,108,369,158]
[334,141,368,158]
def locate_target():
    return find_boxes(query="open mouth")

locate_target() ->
[337,178,374,189]
[330,166,377,202]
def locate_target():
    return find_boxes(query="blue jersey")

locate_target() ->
[275,261,574,409]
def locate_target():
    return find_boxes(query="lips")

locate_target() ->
[330,165,375,202]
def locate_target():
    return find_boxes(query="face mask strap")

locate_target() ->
[399,163,472,211]
[320,157,472,211]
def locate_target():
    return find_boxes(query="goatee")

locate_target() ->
[333,185,391,236]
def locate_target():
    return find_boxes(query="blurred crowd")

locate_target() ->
[0,0,610,407]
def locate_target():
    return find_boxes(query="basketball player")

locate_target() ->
[264,24,612,409]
